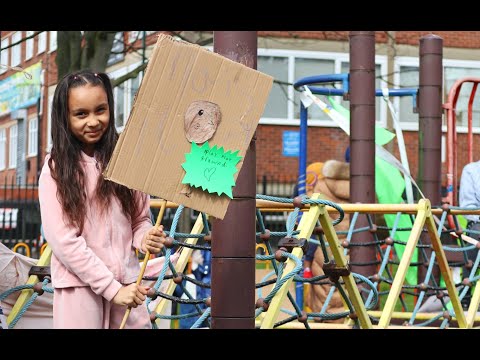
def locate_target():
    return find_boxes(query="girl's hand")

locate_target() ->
[141,225,165,254]
[112,283,149,307]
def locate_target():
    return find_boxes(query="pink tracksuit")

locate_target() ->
[39,152,153,329]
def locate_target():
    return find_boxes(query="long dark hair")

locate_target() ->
[49,69,141,231]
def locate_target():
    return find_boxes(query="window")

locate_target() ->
[0,38,8,74]
[37,31,46,54]
[109,62,144,132]
[257,48,388,127]
[49,31,57,52]
[258,56,288,119]
[0,129,6,170]
[444,65,480,128]
[394,57,480,131]
[28,117,38,156]
[25,31,34,60]
[9,124,17,169]
[46,94,53,151]
[393,57,420,127]
[115,82,125,128]
[11,32,21,67]
[107,32,125,66]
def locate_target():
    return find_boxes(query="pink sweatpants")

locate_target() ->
[53,286,151,329]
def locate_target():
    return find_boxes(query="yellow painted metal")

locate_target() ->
[378,199,428,328]
[151,198,480,217]
[7,245,52,326]
[317,197,372,329]
[424,209,467,328]
[260,194,323,329]
[40,243,48,256]
[369,310,480,322]
[150,199,179,209]
[12,242,31,258]
[154,214,205,326]
[259,321,438,329]
[467,280,480,328]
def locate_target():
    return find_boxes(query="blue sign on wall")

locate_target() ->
[282,130,299,157]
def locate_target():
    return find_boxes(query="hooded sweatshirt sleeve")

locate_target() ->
[131,192,153,253]
[38,167,122,301]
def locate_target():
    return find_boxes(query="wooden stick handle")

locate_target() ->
[119,199,167,329]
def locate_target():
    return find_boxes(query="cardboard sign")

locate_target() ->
[104,34,273,219]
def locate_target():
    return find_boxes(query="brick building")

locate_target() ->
[1,31,479,201]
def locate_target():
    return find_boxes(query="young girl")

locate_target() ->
[39,70,165,329]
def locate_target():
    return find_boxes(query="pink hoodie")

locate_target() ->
[38,152,152,301]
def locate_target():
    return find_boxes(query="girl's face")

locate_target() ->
[68,84,110,156]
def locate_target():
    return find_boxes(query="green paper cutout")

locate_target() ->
[182,141,242,199]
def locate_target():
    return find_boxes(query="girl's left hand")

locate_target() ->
[141,225,165,254]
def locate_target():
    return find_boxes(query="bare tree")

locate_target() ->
[56,31,116,79]
[55,31,214,87]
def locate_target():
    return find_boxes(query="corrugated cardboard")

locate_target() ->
[104,34,273,219]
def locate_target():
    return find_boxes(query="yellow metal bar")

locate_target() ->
[378,199,428,328]
[424,209,467,328]
[467,283,480,328]
[7,245,52,326]
[369,310,480,322]
[255,200,421,214]
[260,193,323,329]
[317,198,372,329]
[150,199,180,209]
[12,242,31,258]
[154,214,205,325]
[259,321,439,330]
[152,198,480,217]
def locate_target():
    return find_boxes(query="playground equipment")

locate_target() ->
[444,77,480,206]
[4,197,480,329]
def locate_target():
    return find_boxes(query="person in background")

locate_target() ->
[459,160,480,309]
[177,249,211,328]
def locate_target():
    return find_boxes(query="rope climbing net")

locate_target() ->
[2,194,480,329]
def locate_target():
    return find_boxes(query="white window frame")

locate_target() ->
[0,38,9,74]
[0,128,6,170]
[394,56,480,133]
[25,31,34,60]
[49,31,57,52]
[255,48,388,128]
[28,117,38,157]
[11,32,21,67]
[37,31,46,54]
[109,61,144,133]
[8,124,17,169]
[46,94,54,151]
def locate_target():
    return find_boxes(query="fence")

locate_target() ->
[0,176,42,258]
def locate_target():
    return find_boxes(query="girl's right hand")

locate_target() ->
[112,283,149,307]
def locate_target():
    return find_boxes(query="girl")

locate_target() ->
[39,70,165,329]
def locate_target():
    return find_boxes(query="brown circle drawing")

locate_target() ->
[184,100,221,144]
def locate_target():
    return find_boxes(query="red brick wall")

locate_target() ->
[258,31,480,48]
[256,124,480,190]
[395,31,480,48]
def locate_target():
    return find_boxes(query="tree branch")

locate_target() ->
[111,62,147,88]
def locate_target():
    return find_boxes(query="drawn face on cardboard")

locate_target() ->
[184,100,221,144]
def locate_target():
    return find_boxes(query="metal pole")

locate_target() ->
[349,31,377,284]
[211,31,257,329]
[418,34,443,208]
[418,34,443,284]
